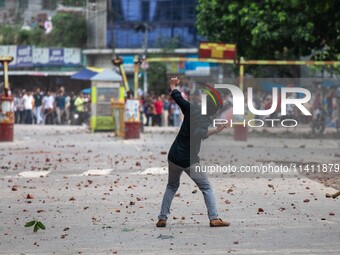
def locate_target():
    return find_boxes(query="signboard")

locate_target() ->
[0,45,82,67]
[64,48,81,65]
[125,99,140,122]
[16,45,33,67]
[199,42,236,60]
[33,47,49,65]
[49,48,64,65]
[0,46,17,66]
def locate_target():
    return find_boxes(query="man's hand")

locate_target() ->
[216,124,227,133]
[205,124,227,140]
[169,77,180,92]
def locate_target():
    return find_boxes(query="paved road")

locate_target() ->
[0,125,339,254]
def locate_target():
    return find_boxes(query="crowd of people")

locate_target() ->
[11,83,339,129]
[13,87,90,126]
[139,84,340,128]
[141,92,186,127]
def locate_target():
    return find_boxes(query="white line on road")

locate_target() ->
[123,140,141,151]
[135,167,167,175]
[17,171,51,178]
[71,169,114,177]
[329,140,338,147]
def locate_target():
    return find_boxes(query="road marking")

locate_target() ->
[135,167,167,175]
[329,140,338,147]
[17,171,50,178]
[123,140,141,151]
[76,169,113,176]
[318,220,337,224]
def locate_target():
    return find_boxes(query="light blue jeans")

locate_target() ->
[158,160,218,220]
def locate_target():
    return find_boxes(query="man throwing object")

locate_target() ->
[157,77,229,228]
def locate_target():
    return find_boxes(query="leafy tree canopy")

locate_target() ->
[1,12,86,48]
[61,0,86,7]
[197,0,340,60]
[47,13,87,48]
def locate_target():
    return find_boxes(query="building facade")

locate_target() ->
[85,0,204,77]
[0,0,58,25]
[108,0,198,49]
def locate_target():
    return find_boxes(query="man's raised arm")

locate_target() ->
[169,77,190,115]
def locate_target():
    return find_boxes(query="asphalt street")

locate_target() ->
[0,125,339,255]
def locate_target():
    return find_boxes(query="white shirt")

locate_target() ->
[43,95,54,109]
[23,95,34,110]
[44,20,53,34]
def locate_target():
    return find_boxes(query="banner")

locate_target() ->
[33,47,49,65]
[0,45,81,67]
[0,45,17,66]
[16,45,33,67]
[49,48,64,65]
[64,48,81,65]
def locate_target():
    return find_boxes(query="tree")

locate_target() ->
[196,0,340,61]
[48,13,87,48]
[147,61,168,94]
[0,25,19,45]
[3,13,87,48]
[61,0,86,7]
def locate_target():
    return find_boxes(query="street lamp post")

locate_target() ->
[0,56,14,142]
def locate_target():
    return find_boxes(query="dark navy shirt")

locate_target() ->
[55,96,66,109]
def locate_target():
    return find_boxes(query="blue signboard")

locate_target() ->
[49,48,64,65]
[16,45,33,67]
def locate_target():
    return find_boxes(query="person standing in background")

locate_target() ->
[74,92,85,125]
[84,93,91,125]
[139,95,144,132]
[22,90,35,124]
[33,87,43,124]
[161,94,169,127]
[172,103,180,127]
[42,90,55,125]
[154,96,163,126]
[65,93,71,125]
[55,89,66,125]
[69,92,76,125]
[44,16,53,34]
[145,97,154,126]
[14,91,23,124]
[30,17,37,28]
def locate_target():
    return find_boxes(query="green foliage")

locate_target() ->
[0,25,19,45]
[17,29,31,45]
[154,36,181,52]
[196,0,340,61]
[147,61,168,94]
[17,27,45,46]
[25,220,46,233]
[0,13,86,48]
[29,28,45,46]
[48,13,87,48]
[61,0,86,7]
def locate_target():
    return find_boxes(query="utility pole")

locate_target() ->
[135,22,151,95]
[143,22,149,96]
[108,0,114,49]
